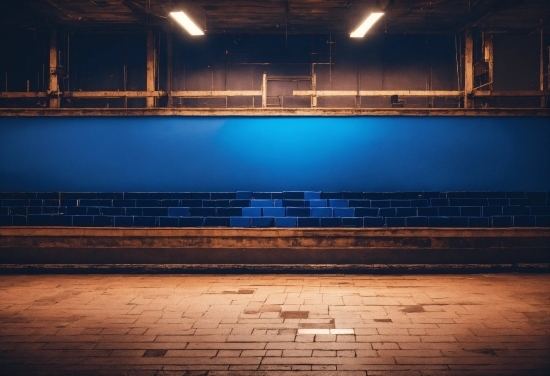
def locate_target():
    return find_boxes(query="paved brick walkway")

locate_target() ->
[0,274,548,375]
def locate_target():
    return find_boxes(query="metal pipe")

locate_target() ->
[166,32,173,108]
[311,73,317,108]
[251,65,254,108]
[455,34,460,90]
[329,34,333,90]
[473,81,494,91]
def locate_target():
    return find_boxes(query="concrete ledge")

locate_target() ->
[0,263,548,274]
[1,227,549,272]
[1,107,549,117]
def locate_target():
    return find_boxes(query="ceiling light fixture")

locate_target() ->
[350,12,384,38]
[170,11,204,35]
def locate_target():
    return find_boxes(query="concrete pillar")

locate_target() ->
[166,32,173,108]
[146,30,155,108]
[541,26,545,107]
[464,30,474,108]
[483,32,493,89]
[261,73,267,108]
[49,29,59,108]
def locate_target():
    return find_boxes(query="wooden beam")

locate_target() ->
[146,30,155,108]
[4,90,544,100]
[267,76,313,81]
[63,91,261,98]
[464,30,474,108]
[64,91,166,98]
[171,90,262,97]
[1,108,548,117]
[472,90,548,97]
[0,92,48,98]
[49,29,59,109]
[293,90,464,97]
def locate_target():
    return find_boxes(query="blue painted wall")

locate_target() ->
[0,116,548,192]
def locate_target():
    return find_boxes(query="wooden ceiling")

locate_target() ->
[4,0,550,34]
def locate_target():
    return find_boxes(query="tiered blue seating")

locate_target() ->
[0,191,548,228]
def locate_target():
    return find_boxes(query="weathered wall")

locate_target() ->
[0,116,548,192]
[0,30,547,108]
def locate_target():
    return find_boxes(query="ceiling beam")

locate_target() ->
[5,0,549,34]
[459,0,525,31]
[122,0,168,25]
[43,0,80,21]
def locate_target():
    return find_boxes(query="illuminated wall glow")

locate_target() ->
[0,117,548,192]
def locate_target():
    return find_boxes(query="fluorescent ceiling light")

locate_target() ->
[170,11,204,35]
[350,12,384,38]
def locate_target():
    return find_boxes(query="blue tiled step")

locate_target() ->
[1,191,548,200]
[0,191,548,228]
[1,213,549,228]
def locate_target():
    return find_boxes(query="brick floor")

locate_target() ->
[0,274,549,375]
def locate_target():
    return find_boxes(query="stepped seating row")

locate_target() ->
[1,214,549,227]
[2,205,550,217]
[1,197,549,208]
[0,192,548,228]
[0,191,548,201]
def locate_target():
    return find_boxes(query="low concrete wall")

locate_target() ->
[0,227,548,272]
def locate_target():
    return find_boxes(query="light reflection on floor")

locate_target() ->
[0,273,548,375]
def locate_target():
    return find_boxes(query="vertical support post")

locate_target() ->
[146,29,155,108]
[483,32,493,89]
[49,29,59,108]
[123,36,128,108]
[540,24,545,107]
[166,32,173,108]
[311,73,317,108]
[464,29,474,108]
[261,73,267,108]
